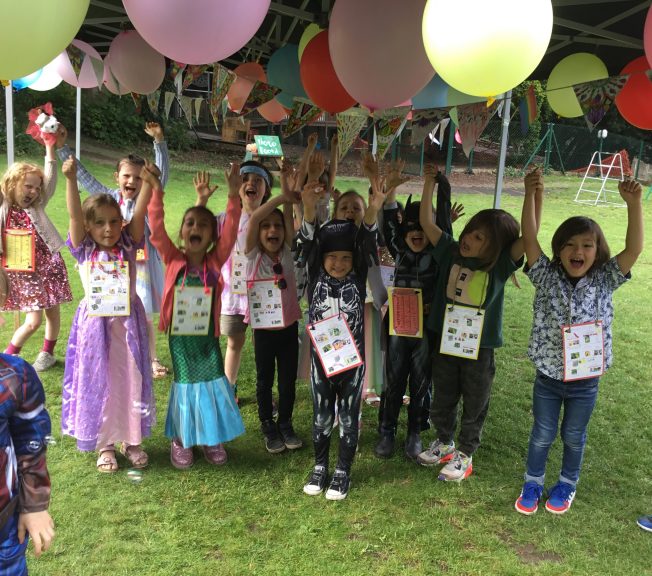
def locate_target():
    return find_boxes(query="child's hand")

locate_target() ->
[62,155,76,179]
[423,163,438,182]
[144,121,164,143]
[302,180,323,210]
[140,160,161,186]
[193,171,218,201]
[18,510,55,558]
[330,132,338,152]
[451,202,465,223]
[524,167,542,196]
[386,158,409,191]
[307,132,318,149]
[281,160,300,203]
[618,178,643,205]
[224,163,242,197]
[369,176,388,211]
[55,125,68,149]
[307,152,325,182]
[361,150,379,181]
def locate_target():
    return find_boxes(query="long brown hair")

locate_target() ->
[459,209,520,270]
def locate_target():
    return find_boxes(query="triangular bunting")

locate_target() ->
[193,97,204,124]
[237,80,280,116]
[146,90,161,116]
[373,106,411,160]
[410,108,450,145]
[182,64,209,91]
[210,64,236,129]
[131,93,143,114]
[519,84,538,135]
[164,92,176,119]
[336,108,368,161]
[170,61,186,83]
[89,56,104,89]
[66,44,85,79]
[456,101,499,157]
[572,75,629,130]
[282,99,323,138]
[178,95,193,127]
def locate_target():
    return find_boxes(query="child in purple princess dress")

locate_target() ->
[60,156,155,474]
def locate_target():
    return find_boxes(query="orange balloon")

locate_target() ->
[227,62,266,113]
[258,97,287,123]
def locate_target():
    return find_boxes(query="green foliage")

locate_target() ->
[81,90,144,147]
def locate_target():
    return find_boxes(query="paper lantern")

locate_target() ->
[123,0,270,65]
[615,56,652,130]
[55,40,103,89]
[107,31,165,95]
[102,52,129,96]
[300,31,356,114]
[0,0,89,80]
[299,24,322,61]
[258,98,287,123]
[329,0,435,111]
[228,62,266,113]
[645,5,652,68]
[12,70,43,91]
[546,53,608,118]
[267,44,308,109]
[29,60,63,92]
[422,0,552,97]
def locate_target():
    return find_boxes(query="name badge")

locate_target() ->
[231,252,247,295]
[380,265,396,288]
[136,243,148,262]
[171,285,213,336]
[2,228,35,272]
[307,314,363,377]
[388,287,423,338]
[562,321,604,381]
[86,261,130,317]
[439,304,484,360]
[247,279,285,329]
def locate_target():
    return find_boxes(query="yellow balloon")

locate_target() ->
[298,24,322,61]
[0,0,89,80]
[422,0,552,97]
[546,53,608,118]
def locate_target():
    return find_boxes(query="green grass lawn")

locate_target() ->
[1,152,651,576]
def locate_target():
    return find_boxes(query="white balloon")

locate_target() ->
[29,60,63,92]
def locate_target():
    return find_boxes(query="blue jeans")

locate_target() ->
[524,371,599,489]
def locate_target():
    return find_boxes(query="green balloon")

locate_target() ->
[0,0,89,80]
[546,53,608,118]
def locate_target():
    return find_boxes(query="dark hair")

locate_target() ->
[82,193,121,225]
[240,160,273,203]
[261,208,285,228]
[115,154,145,173]
[177,206,218,249]
[332,189,366,218]
[459,209,520,270]
[551,216,610,270]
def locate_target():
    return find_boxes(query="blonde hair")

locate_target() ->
[81,194,122,226]
[0,162,44,206]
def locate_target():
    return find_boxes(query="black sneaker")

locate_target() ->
[374,433,395,459]
[261,420,285,454]
[279,425,303,450]
[325,469,350,501]
[303,465,328,496]
[404,433,423,461]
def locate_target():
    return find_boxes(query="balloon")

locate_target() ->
[29,60,63,92]
[0,0,89,80]
[412,75,489,109]
[299,24,322,61]
[546,53,608,118]
[123,0,270,65]
[615,56,652,130]
[258,98,287,123]
[329,0,435,111]
[300,31,356,114]
[107,31,166,95]
[228,62,266,113]
[102,52,129,96]
[55,40,103,89]
[267,44,308,109]
[422,0,552,97]
[645,5,652,68]
[454,129,462,144]
[12,70,43,91]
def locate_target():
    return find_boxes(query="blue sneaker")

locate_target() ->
[545,482,576,514]
[515,481,544,515]
[636,515,652,532]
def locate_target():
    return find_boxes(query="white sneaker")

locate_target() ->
[416,439,455,467]
[438,451,473,482]
[32,351,56,372]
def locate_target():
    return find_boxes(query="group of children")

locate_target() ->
[0,122,647,567]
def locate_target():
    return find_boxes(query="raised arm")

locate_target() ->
[130,161,157,244]
[41,142,57,205]
[145,122,170,189]
[245,194,287,254]
[519,168,543,266]
[146,171,175,261]
[420,164,443,246]
[616,179,644,276]
[364,174,387,227]
[215,172,242,266]
[279,160,300,246]
[328,132,339,192]
[296,132,319,187]
[63,156,85,248]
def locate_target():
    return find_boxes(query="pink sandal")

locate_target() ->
[120,443,149,469]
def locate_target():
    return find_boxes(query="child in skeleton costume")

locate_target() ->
[375,170,462,461]
[296,180,384,501]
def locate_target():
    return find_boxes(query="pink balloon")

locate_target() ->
[123,0,270,65]
[55,40,103,89]
[228,62,266,113]
[329,0,435,111]
[258,98,287,123]
[645,5,652,68]
[102,51,128,96]
[107,31,165,95]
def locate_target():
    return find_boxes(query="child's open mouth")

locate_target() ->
[189,234,202,246]
[570,258,584,269]
[245,187,257,198]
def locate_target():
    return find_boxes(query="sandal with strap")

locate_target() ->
[152,358,169,380]
[97,448,119,473]
[120,443,149,469]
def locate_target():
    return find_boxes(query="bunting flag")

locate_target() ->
[66,43,85,78]
[182,64,209,91]
[373,106,411,160]
[178,95,194,127]
[410,108,450,145]
[572,75,630,130]
[336,107,368,161]
[519,84,538,135]
[209,64,235,129]
[163,92,176,119]
[237,80,280,116]
[437,118,451,147]
[1,79,9,88]
[456,100,499,157]
[131,93,143,114]
[146,90,161,116]
[282,98,322,138]
[89,56,104,89]
[193,97,204,124]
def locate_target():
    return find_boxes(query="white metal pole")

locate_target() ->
[75,86,82,160]
[5,83,15,166]
[493,89,512,209]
